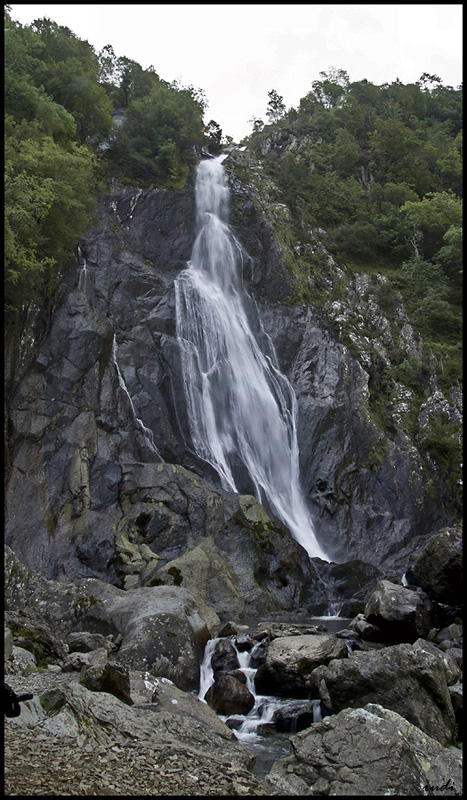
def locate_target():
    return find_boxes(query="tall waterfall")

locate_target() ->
[175,155,328,561]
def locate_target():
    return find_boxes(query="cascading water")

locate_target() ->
[175,155,329,561]
[112,335,163,461]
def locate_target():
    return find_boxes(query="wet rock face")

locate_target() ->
[255,634,349,699]
[205,673,255,716]
[4,169,457,595]
[363,580,432,643]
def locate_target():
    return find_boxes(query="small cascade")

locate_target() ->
[198,637,219,701]
[312,698,322,723]
[112,335,163,461]
[77,246,88,293]
[198,615,354,773]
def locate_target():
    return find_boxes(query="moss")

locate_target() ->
[362,436,388,472]
[167,565,183,586]
[74,594,102,618]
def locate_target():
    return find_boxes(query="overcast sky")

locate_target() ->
[9,4,463,142]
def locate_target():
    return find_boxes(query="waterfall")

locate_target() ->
[175,155,329,561]
[78,246,88,293]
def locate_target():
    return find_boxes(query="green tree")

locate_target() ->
[108,81,205,187]
[399,191,462,262]
[27,17,113,144]
[5,123,99,309]
[266,89,286,124]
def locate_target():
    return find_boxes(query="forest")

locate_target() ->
[4,8,462,387]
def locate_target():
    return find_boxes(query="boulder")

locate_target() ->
[33,680,255,770]
[210,638,240,673]
[363,579,432,642]
[5,610,69,666]
[412,526,463,607]
[150,676,239,740]
[79,648,133,706]
[204,673,255,715]
[272,699,321,733]
[73,583,220,692]
[267,703,463,796]
[255,634,349,698]
[5,547,220,692]
[66,631,115,654]
[308,641,457,745]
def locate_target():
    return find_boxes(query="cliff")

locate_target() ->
[4,143,462,616]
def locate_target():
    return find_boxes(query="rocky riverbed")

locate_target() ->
[4,525,463,796]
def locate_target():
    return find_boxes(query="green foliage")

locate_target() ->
[5,120,100,308]
[106,81,205,187]
[4,7,215,311]
[266,89,286,124]
[245,69,462,373]
[27,17,113,145]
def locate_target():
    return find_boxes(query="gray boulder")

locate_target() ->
[255,633,349,698]
[412,526,463,606]
[34,680,254,769]
[210,638,240,673]
[66,631,115,654]
[309,641,457,745]
[363,579,432,642]
[79,648,133,705]
[73,583,220,691]
[267,703,463,796]
[5,545,220,692]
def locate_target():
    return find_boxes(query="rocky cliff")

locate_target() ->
[4,144,462,615]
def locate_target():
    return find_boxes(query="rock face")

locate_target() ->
[4,157,460,600]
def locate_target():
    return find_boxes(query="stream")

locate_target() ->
[198,616,352,776]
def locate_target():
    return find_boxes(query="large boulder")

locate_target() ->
[34,680,253,769]
[72,583,219,691]
[255,634,349,698]
[309,641,457,745]
[266,703,463,797]
[412,526,463,607]
[204,674,255,715]
[363,579,432,642]
[4,545,220,692]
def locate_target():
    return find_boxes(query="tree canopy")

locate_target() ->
[4,7,215,312]
[246,69,462,346]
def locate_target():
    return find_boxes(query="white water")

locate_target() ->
[78,246,88,293]
[175,155,328,561]
[112,335,163,461]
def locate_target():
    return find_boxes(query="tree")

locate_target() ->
[108,81,205,187]
[266,90,286,124]
[248,117,264,133]
[5,123,99,309]
[399,191,462,262]
[205,120,223,153]
[27,17,113,144]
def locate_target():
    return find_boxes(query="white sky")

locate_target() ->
[9,4,463,142]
